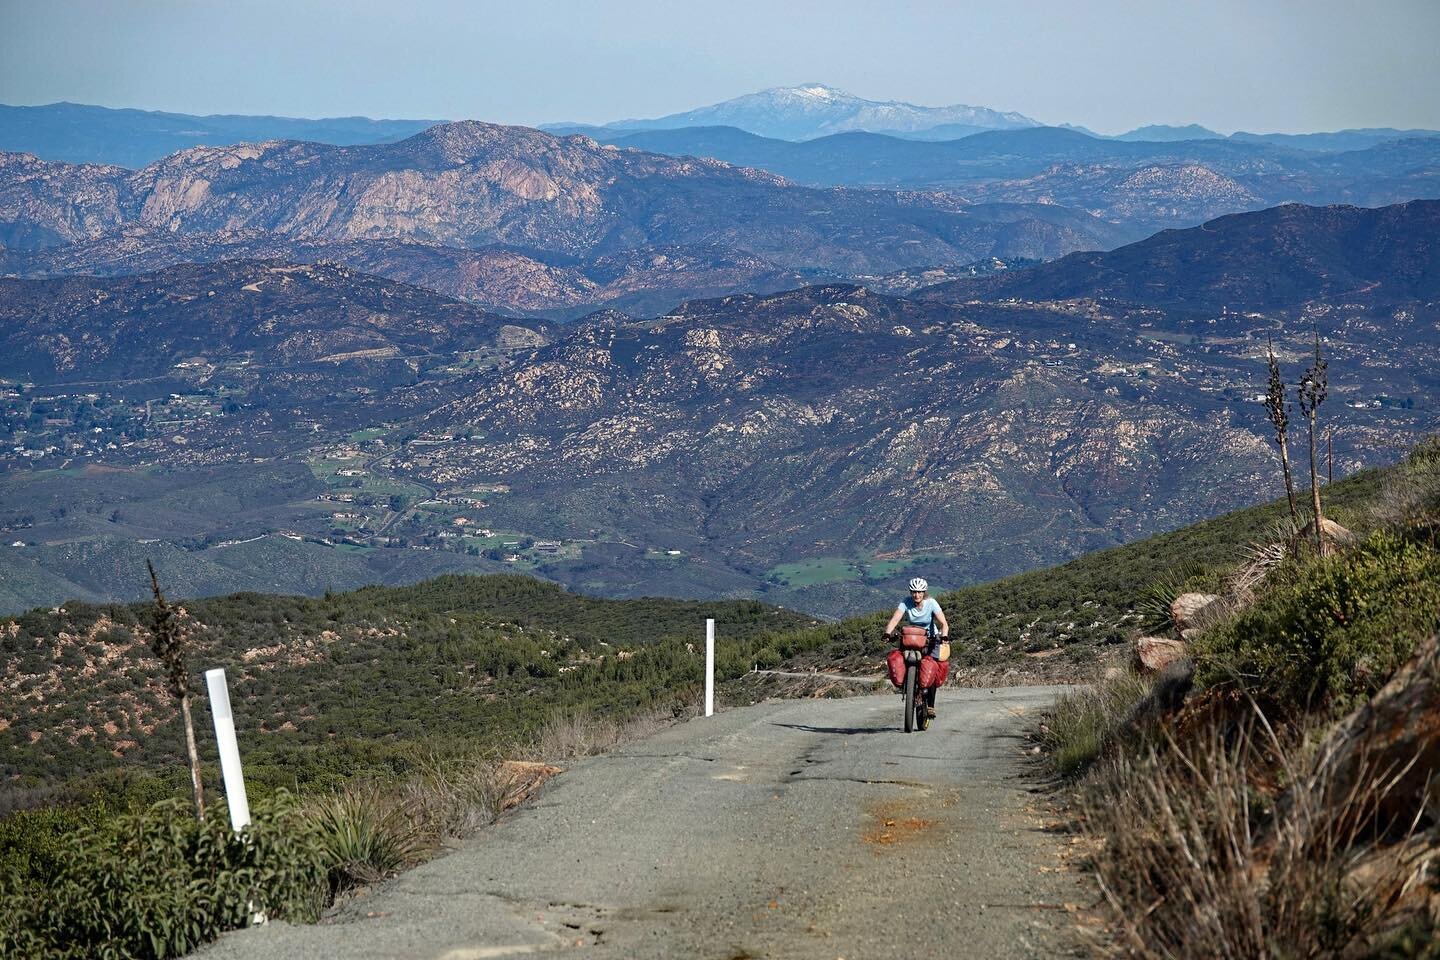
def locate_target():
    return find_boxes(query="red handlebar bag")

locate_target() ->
[899,626,929,650]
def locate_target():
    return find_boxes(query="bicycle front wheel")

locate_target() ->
[902,663,916,733]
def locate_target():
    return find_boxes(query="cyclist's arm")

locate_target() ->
[883,608,904,634]
[933,606,949,637]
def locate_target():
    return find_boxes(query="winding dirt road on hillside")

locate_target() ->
[199,687,1090,960]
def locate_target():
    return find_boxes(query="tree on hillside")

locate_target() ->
[1264,337,1299,528]
[146,560,207,819]
[1297,330,1331,556]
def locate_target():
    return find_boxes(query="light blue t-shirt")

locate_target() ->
[896,596,941,629]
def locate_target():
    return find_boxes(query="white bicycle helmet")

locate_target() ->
[908,577,928,592]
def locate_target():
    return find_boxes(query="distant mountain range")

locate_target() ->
[1115,124,1224,142]
[545,84,1040,141]
[1,200,1435,615]
[0,122,1139,316]
[0,99,1435,318]
[587,124,1440,231]
[6,93,1436,170]
[0,101,438,168]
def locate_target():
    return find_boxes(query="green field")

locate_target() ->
[308,457,431,503]
[767,557,860,587]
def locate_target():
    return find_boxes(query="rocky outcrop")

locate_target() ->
[1170,593,1221,634]
[1135,635,1188,673]
[1301,516,1357,551]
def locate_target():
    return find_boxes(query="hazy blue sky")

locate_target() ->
[2,0,1438,134]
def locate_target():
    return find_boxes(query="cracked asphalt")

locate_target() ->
[197,686,1089,959]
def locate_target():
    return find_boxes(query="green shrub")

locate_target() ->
[0,793,324,960]
[1195,530,1440,713]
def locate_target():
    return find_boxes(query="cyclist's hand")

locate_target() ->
[883,631,896,642]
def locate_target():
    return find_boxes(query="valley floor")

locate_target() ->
[196,687,1088,960]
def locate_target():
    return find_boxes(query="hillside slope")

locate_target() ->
[921,199,1440,308]
[2,207,1437,617]
[0,575,812,788]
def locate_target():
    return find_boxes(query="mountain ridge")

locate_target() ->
[0,100,440,168]
[566,83,1040,141]
[0,121,1140,314]
[920,199,1440,307]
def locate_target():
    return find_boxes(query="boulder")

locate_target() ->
[1171,592,1221,633]
[1300,516,1357,549]
[1135,635,1188,674]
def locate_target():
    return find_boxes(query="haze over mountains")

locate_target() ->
[589,125,1440,231]
[5,85,1438,168]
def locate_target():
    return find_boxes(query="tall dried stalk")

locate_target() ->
[1298,331,1330,556]
[1265,337,1299,527]
[146,560,206,820]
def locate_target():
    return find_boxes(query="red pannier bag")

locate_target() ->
[918,657,949,689]
[899,626,929,650]
[886,649,907,688]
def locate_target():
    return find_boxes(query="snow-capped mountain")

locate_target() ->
[586,84,1039,141]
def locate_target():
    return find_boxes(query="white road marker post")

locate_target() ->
[204,668,251,831]
[206,667,265,925]
[705,618,715,717]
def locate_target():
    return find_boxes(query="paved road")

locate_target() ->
[201,687,1088,960]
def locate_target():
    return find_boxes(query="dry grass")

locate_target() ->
[402,751,514,839]
[1039,669,1151,777]
[1083,701,1434,958]
[1370,437,1440,535]
[529,702,693,763]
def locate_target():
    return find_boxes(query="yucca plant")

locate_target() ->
[308,782,435,895]
[1135,562,1206,633]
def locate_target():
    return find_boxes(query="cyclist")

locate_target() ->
[883,577,950,717]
